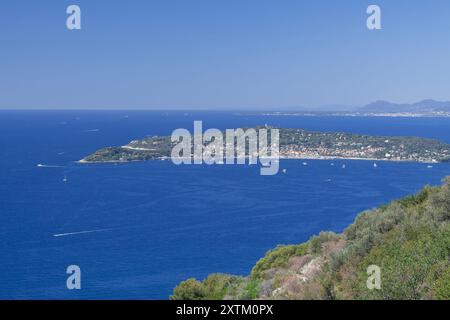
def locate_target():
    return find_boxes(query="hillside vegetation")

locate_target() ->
[171,177,450,300]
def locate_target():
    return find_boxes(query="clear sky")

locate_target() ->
[1,0,450,109]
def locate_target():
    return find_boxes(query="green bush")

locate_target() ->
[171,278,207,300]
[309,231,340,254]
[432,266,450,300]
[427,180,450,222]
[171,274,243,300]
[250,243,308,280]
[240,279,260,300]
[350,225,449,299]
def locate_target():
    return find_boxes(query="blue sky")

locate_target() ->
[1,0,450,109]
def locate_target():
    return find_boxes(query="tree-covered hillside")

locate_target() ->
[171,177,450,300]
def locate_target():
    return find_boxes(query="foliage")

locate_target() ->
[250,243,308,280]
[309,231,340,255]
[172,177,450,300]
[432,265,450,300]
[171,278,207,300]
[171,274,243,300]
[239,279,261,300]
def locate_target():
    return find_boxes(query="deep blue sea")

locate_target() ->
[1,110,449,299]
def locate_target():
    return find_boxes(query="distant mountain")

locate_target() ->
[359,99,450,113]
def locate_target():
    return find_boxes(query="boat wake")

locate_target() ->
[53,227,120,237]
[37,164,64,168]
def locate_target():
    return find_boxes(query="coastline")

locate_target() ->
[256,112,450,118]
[78,156,441,165]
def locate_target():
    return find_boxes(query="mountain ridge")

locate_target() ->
[359,99,450,113]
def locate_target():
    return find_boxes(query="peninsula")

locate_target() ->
[80,128,450,164]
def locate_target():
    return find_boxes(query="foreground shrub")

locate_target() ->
[171,274,243,300]
[250,244,308,280]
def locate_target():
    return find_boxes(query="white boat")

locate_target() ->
[373,163,378,168]
[342,164,346,169]
[282,169,287,174]
[302,162,308,166]
[63,176,68,183]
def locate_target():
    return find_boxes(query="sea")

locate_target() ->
[0,110,449,299]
